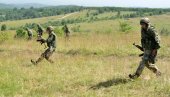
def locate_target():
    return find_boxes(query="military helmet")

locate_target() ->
[37,24,41,27]
[46,26,54,31]
[140,17,150,25]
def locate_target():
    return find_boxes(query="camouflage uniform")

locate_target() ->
[31,26,56,65]
[63,25,70,39]
[26,28,33,40]
[37,24,44,39]
[129,18,161,79]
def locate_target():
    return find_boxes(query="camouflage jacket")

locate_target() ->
[141,26,161,50]
[37,26,43,35]
[46,32,56,49]
[63,26,70,33]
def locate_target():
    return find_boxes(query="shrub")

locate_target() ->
[54,27,64,36]
[15,28,26,38]
[119,21,132,33]
[1,24,7,31]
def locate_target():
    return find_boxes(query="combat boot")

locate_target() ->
[47,59,54,64]
[31,60,37,65]
[156,71,161,77]
[129,73,139,79]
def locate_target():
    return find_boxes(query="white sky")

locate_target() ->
[1,0,170,8]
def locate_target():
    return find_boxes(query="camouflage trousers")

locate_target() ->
[41,48,55,59]
[135,50,160,76]
[65,32,70,37]
[36,47,55,64]
[28,36,32,40]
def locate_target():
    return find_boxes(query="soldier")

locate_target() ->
[31,26,56,65]
[129,17,161,79]
[26,28,33,40]
[62,24,70,40]
[37,24,44,40]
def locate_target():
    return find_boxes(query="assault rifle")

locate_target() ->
[37,38,47,49]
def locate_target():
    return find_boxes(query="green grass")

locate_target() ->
[0,11,170,97]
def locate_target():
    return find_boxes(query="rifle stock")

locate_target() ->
[133,43,144,51]
[133,43,144,57]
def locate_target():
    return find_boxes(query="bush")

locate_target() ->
[15,28,26,38]
[0,32,9,44]
[119,21,132,33]
[1,24,7,31]
[54,27,64,36]
[24,23,37,30]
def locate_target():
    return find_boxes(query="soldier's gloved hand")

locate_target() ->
[152,49,157,56]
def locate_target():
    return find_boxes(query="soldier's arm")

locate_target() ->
[141,31,145,49]
[46,35,55,43]
[150,28,161,49]
[141,38,145,49]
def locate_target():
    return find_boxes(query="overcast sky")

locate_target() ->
[1,0,170,8]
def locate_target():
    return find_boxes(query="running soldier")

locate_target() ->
[129,17,161,79]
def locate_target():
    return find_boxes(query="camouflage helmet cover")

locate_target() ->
[140,17,150,25]
[37,24,41,27]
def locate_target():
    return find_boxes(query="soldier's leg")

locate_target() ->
[135,60,146,77]
[129,50,150,79]
[65,33,70,41]
[28,36,32,40]
[44,49,54,63]
[31,56,44,65]
[36,54,45,64]
[145,63,161,76]
[31,51,46,65]
[30,36,32,40]
[129,59,147,79]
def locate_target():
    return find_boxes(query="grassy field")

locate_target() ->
[0,11,170,97]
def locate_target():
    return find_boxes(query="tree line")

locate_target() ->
[0,5,84,22]
[0,6,170,22]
